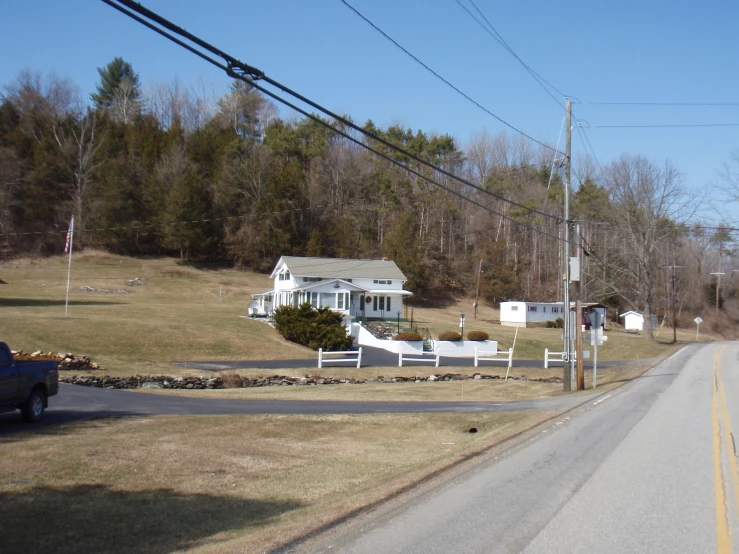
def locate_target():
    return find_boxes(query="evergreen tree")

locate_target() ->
[160,168,217,261]
[91,57,141,121]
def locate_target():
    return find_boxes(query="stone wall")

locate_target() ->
[59,372,562,389]
[13,351,101,370]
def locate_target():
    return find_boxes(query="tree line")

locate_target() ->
[1,58,736,335]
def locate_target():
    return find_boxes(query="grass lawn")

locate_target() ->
[0,250,313,376]
[0,411,552,553]
[1,251,691,381]
[411,301,699,361]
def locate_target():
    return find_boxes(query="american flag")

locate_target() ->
[64,219,73,254]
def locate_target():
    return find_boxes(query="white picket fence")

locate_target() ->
[318,347,362,368]
[398,349,440,367]
[474,347,513,369]
[544,348,576,369]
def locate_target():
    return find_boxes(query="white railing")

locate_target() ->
[544,348,576,369]
[474,347,513,369]
[399,348,440,367]
[318,347,362,369]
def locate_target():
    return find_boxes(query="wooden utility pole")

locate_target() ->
[712,250,724,315]
[664,263,683,344]
[575,223,584,391]
[563,99,573,392]
[474,259,483,319]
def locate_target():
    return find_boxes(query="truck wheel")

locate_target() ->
[21,389,46,423]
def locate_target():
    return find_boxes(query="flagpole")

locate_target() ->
[65,216,74,317]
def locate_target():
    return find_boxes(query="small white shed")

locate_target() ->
[620,311,644,331]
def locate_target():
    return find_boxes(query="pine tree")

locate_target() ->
[91,58,141,122]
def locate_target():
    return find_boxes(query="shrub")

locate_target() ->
[221,372,243,388]
[466,331,489,341]
[545,317,564,329]
[273,303,354,351]
[438,331,462,341]
[394,331,422,341]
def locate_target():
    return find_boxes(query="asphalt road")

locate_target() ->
[0,381,599,436]
[173,345,630,370]
[294,342,739,554]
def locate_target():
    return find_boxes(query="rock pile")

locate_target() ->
[365,321,400,339]
[59,372,562,389]
[12,351,101,371]
[80,286,129,294]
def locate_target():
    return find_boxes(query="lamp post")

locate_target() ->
[397,310,401,334]
[460,312,466,340]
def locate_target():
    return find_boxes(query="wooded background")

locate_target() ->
[2,59,737,334]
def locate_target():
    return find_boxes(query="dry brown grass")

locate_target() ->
[0,411,552,553]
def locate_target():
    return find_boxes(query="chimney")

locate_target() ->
[382,257,389,262]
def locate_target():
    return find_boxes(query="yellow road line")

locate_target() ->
[713,346,731,553]
[716,346,739,518]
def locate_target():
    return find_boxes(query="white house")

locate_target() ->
[500,301,606,329]
[248,256,411,319]
[619,310,644,331]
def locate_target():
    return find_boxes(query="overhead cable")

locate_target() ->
[453,0,566,109]
[338,0,563,153]
[101,0,566,227]
[590,123,739,128]
[583,101,739,107]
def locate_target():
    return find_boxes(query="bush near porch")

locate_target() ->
[273,303,353,351]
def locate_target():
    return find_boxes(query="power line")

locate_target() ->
[590,123,739,129]
[573,115,605,181]
[338,0,563,153]
[3,202,351,237]
[454,0,567,109]
[583,101,739,107]
[101,0,568,231]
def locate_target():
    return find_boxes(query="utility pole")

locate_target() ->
[575,223,584,391]
[711,250,724,315]
[563,99,572,392]
[664,264,683,344]
[474,259,483,320]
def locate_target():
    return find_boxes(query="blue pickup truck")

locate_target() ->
[0,342,59,422]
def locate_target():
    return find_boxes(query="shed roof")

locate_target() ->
[271,256,407,280]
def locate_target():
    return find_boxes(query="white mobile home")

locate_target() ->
[500,301,606,329]
[249,256,412,319]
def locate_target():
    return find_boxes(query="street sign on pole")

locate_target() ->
[694,316,702,341]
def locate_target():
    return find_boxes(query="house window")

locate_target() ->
[346,279,352,283]
[279,271,291,281]
[373,279,391,285]
[302,277,323,282]
[552,306,560,313]
[528,306,538,312]
[511,306,519,311]
[337,293,345,310]
[379,296,385,311]
[373,296,378,311]
[386,296,391,311]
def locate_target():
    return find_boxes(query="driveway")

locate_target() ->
[0,382,600,436]
[173,345,631,371]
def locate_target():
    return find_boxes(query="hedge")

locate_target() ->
[438,331,462,341]
[466,331,490,341]
[394,331,422,341]
[273,303,353,351]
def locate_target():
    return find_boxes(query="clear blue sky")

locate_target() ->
[3,0,738,219]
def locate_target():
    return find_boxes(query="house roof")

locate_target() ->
[619,311,644,318]
[298,279,369,292]
[271,256,407,281]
